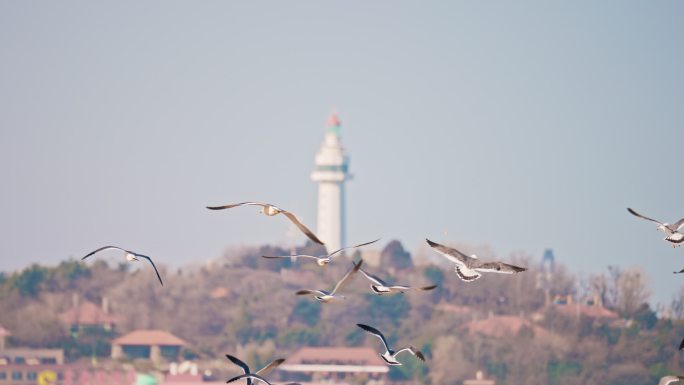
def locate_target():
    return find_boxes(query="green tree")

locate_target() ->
[12,264,47,297]
[380,240,413,270]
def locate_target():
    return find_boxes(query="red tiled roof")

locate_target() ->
[554,303,619,319]
[112,330,186,346]
[60,301,118,326]
[286,347,385,366]
[465,315,551,339]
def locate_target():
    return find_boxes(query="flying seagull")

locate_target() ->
[627,208,684,247]
[262,238,380,266]
[226,373,300,385]
[206,202,324,245]
[296,260,363,302]
[356,323,425,366]
[359,268,437,295]
[225,354,284,385]
[659,376,684,385]
[81,246,163,286]
[425,239,526,282]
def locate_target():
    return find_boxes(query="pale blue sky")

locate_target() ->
[0,1,682,304]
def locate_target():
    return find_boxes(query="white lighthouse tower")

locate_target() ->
[310,111,351,252]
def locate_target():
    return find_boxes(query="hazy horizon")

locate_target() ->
[1,1,683,305]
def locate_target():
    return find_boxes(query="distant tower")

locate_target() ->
[539,249,556,305]
[311,111,351,252]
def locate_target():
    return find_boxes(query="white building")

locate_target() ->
[310,112,351,252]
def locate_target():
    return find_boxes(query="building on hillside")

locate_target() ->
[60,297,117,333]
[111,330,186,363]
[0,363,137,385]
[278,347,387,385]
[311,111,351,253]
[435,302,474,317]
[464,314,552,339]
[552,295,619,321]
[0,348,64,366]
[464,371,496,385]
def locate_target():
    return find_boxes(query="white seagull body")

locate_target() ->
[81,246,163,286]
[225,354,284,385]
[207,202,324,245]
[659,376,684,385]
[262,238,380,266]
[628,208,684,247]
[357,323,425,366]
[426,239,526,282]
[226,373,300,385]
[296,260,363,302]
[359,268,437,295]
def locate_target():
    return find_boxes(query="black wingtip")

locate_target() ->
[425,238,437,247]
[680,338,684,350]
[356,323,373,331]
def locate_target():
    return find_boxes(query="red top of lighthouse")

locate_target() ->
[326,111,341,128]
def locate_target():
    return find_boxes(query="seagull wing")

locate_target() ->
[673,269,684,274]
[331,259,363,295]
[81,246,126,260]
[296,289,327,297]
[672,218,684,231]
[425,238,470,265]
[255,359,285,376]
[327,238,381,259]
[280,211,325,245]
[419,285,438,291]
[472,261,527,274]
[206,202,269,210]
[396,346,425,362]
[389,284,438,291]
[357,323,390,352]
[680,338,684,351]
[261,254,320,260]
[132,253,164,286]
[659,376,684,385]
[225,354,250,374]
[627,208,664,225]
[359,268,387,286]
[226,373,272,385]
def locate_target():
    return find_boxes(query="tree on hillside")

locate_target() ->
[588,266,651,316]
[380,240,413,270]
[11,264,47,297]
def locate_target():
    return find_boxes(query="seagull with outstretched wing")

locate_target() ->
[627,208,684,247]
[225,354,284,385]
[262,238,379,267]
[359,268,436,295]
[225,373,300,385]
[356,323,425,366]
[426,239,526,282]
[296,260,363,302]
[81,246,163,286]
[206,202,324,245]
